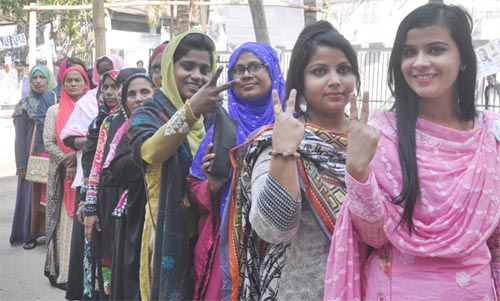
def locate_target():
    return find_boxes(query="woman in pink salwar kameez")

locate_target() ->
[324,4,500,301]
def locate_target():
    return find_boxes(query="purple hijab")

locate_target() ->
[190,42,286,213]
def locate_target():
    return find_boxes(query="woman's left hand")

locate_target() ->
[66,166,76,181]
[346,92,380,182]
[202,143,229,197]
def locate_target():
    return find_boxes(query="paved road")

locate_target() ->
[0,109,65,300]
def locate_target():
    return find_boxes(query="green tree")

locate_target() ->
[0,0,93,59]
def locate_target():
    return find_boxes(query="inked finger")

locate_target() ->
[349,93,358,120]
[272,89,280,107]
[216,79,237,93]
[208,66,224,86]
[360,91,370,124]
[285,89,297,116]
[272,90,282,117]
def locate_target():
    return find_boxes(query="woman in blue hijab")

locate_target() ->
[188,42,285,300]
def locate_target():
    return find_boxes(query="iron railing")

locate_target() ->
[217,48,500,113]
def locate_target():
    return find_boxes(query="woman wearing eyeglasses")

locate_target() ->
[223,21,360,300]
[187,42,286,300]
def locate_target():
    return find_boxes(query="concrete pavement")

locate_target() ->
[0,109,65,300]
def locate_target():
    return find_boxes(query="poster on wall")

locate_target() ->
[476,38,500,78]
[1,36,11,49]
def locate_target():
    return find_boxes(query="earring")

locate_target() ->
[299,97,307,112]
[460,65,466,71]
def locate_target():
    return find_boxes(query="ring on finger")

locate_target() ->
[274,104,282,115]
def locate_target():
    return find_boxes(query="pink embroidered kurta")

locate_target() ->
[324,111,500,301]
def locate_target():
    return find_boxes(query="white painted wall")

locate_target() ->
[328,0,500,47]
[209,1,304,51]
[106,29,161,68]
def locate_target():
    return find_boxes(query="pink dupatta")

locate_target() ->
[324,111,500,300]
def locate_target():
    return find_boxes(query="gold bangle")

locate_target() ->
[268,150,300,159]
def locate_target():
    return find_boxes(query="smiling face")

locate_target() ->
[401,25,461,105]
[125,77,154,114]
[102,76,119,109]
[231,51,272,100]
[31,70,48,94]
[173,49,211,101]
[63,70,87,100]
[303,46,356,123]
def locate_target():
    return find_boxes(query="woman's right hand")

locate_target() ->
[272,89,304,153]
[17,168,26,179]
[76,202,85,224]
[84,215,101,242]
[346,92,380,183]
[189,66,238,117]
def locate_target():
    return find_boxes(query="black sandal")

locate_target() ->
[22,240,37,250]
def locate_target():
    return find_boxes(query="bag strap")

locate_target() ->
[29,123,37,156]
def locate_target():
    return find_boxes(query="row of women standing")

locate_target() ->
[11,3,499,300]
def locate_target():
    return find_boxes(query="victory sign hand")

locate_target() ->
[272,89,304,153]
[346,92,380,182]
[189,66,239,117]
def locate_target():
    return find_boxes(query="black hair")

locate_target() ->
[67,57,87,71]
[120,73,154,114]
[387,4,477,233]
[116,68,145,85]
[173,33,216,66]
[96,56,112,70]
[286,20,360,117]
[64,59,89,86]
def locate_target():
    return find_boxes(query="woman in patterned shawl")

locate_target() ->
[10,65,56,249]
[43,64,89,289]
[127,29,235,300]
[188,42,286,300]
[82,69,152,299]
[102,70,155,300]
[223,21,360,300]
